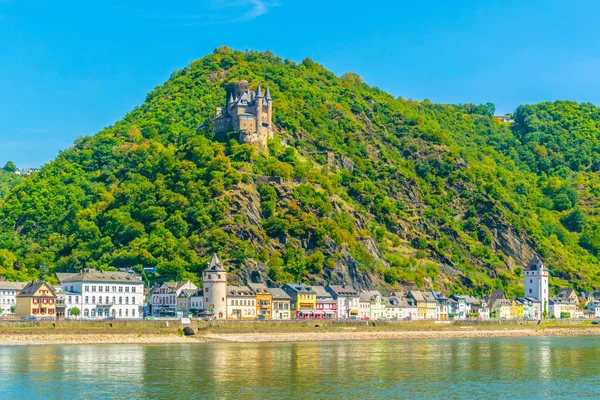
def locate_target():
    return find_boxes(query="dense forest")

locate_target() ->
[0,163,23,199]
[1,47,600,296]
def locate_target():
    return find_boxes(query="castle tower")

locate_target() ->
[524,255,549,318]
[255,84,264,133]
[265,87,273,139]
[202,253,227,320]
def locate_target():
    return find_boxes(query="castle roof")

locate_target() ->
[255,83,263,98]
[526,255,544,271]
[265,87,272,101]
[205,253,226,272]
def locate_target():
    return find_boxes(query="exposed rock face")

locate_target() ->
[492,221,536,270]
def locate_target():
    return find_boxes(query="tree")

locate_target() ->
[2,161,17,173]
[561,208,586,232]
[69,307,81,319]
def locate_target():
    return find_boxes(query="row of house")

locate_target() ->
[3,254,600,321]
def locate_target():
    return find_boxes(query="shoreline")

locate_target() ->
[1,325,599,346]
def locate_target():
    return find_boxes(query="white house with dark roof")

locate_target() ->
[227,286,255,320]
[61,269,144,319]
[524,255,549,318]
[269,288,291,320]
[326,285,360,319]
[0,281,27,315]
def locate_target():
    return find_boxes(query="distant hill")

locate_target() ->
[1,47,599,295]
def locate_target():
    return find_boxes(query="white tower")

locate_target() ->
[202,253,227,320]
[524,255,549,318]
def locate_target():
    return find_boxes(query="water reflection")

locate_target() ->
[0,337,599,399]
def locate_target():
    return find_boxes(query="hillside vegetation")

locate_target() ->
[1,47,599,295]
[0,170,23,200]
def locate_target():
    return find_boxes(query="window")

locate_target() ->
[75,296,79,303]
[132,297,135,304]
[98,297,102,304]
[119,309,122,317]
[91,286,96,292]
[84,309,89,317]
[132,287,136,293]
[85,296,89,304]
[119,287,123,293]
[529,289,532,294]
[91,309,96,317]
[106,286,110,292]
[530,279,533,283]
[125,287,129,293]
[85,286,89,291]
[119,297,123,304]
[125,297,129,304]
[113,296,116,304]
[106,296,109,304]
[92,296,95,304]
[205,287,209,293]
[99,286,103,292]
[125,309,129,317]
[132,309,136,317]
[68,296,72,304]
[112,286,116,292]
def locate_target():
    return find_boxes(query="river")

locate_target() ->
[1,336,599,399]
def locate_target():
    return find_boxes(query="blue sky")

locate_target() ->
[1,0,600,168]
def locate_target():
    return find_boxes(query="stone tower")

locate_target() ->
[524,255,549,318]
[202,253,227,320]
[213,81,274,145]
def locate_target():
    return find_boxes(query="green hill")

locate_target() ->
[1,47,599,295]
[0,169,23,200]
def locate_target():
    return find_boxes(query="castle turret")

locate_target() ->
[255,83,264,132]
[202,253,227,320]
[265,87,273,130]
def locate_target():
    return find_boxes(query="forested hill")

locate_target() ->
[1,47,600,295]
[0,170,23,199]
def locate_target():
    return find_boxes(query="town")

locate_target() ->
[2,253,600,322]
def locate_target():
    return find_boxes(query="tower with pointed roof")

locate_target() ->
[202,253,228,320]
[524,255,549,318]
[213,81,274,145]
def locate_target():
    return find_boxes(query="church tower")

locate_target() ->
[524,255,549,318]
[202,253,227,320]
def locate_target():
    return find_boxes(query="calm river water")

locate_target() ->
[1,337,599,399]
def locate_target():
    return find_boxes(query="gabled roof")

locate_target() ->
[557,288,577,298]
[55,273,77,284]
[269,288,291,300]
[248,283,271,295]
[526,255,544,271]
[17,282,56,298]
[0,281,27,291]
[407,290,425,302]
[326,285,358,297]
[205,253,226,272]
[359,291,372,302]
[285,283,315,294]
[486,290,506,307]
[227,285,254,297]
[311,285,333,299]
[62,269,142,284]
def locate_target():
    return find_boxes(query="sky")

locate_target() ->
[1,0,600,168]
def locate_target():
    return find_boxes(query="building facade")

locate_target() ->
[149,281,197,317]
[269,288,291,320]
[326,285,360,319]
[0,281,26,315]
[248,283,273,320]
[15,282,57,319]
[227,286,256,320]
[62,269,144,319]
[284,284,316,319]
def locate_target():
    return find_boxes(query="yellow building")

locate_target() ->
[283,284,316,319]
[248,283,273,320]
[510,300,524,319]
[15,282,57,319]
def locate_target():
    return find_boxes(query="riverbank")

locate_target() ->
[1,323,599,345]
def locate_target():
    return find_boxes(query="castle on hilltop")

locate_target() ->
[213,81,274,145]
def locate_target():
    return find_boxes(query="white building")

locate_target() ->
[149,281,197,317]
[189,291,204,313]
[270,288,291,320]
[226,286,255,320]
[326,285,360,319]
[0,281,26,315]
[202,253,227,320]
[61,269,144,319]
[358,291,371,319]
[524,255,549,318]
